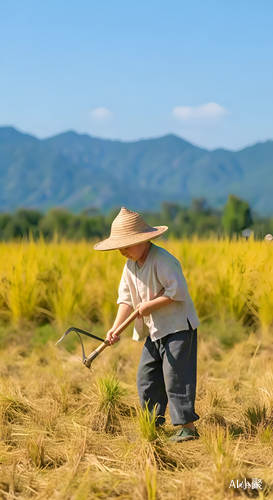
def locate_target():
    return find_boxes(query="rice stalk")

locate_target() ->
[137,403,158,442]
[91,375,126,434]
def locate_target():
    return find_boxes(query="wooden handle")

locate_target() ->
[84,341,108,368]
[113,309,140,336]
[84,308,139,368]
[109,287,164,338]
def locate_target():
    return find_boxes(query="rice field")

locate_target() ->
[0,237,272,499]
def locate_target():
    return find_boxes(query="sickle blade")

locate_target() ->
[56,327,77,345]
[56,326,104,344]
[75,332,87,363]
[55,330,70,345]
[56,326,105,367]
[56,329,87,363]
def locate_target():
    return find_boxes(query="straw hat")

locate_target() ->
[93,207,168,251]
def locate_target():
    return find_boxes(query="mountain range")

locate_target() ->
[0,126,272,215]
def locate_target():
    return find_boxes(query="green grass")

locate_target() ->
[97,375,126,411]
[138,403,158,442]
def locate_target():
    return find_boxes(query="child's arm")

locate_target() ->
[106,302,133,344]
[137,296,173,316]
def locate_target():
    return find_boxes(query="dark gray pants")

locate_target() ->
[137,326,200,426]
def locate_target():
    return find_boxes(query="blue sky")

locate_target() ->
[1,0,273,150]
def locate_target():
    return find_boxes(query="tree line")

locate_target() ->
[0,195,272,241]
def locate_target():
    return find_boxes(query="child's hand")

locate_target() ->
[106,328,120,345]
[137,301,153,316]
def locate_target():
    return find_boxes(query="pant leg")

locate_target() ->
[137,336,168,425]
[162,329,200,426]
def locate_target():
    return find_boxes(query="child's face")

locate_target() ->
[119,242,150,261]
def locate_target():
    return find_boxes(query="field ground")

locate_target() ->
[0,318,272,500]
[0,239,272,499]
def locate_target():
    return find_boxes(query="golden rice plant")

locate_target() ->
[0,237,271,331]
[143,460,157,500]
[259,425,273,444]
[202,424,242,489]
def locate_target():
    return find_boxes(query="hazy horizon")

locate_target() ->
[2,123,273,154]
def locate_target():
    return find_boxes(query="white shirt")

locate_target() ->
[117,243,200,341]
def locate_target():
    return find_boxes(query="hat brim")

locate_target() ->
[93,226,168,251]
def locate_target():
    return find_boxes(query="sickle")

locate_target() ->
[56,327,106,364]
[56,288,165,369]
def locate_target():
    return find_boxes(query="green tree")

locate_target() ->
[2,209,43,240]
[39,208,72,239]
[0,213,12,240]
[191,198,208,214]
[222,195,253,236]
[66,214,108,240]
[161,202,181,222]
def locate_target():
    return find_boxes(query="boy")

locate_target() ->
[94,207,200,442]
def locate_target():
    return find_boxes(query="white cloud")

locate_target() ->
[90,107,113,120]
[172,102,228,120]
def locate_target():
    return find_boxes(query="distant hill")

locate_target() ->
[0,126,272,215]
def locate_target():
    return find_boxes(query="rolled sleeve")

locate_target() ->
[117,264,133,307]
[156,258,187,301]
